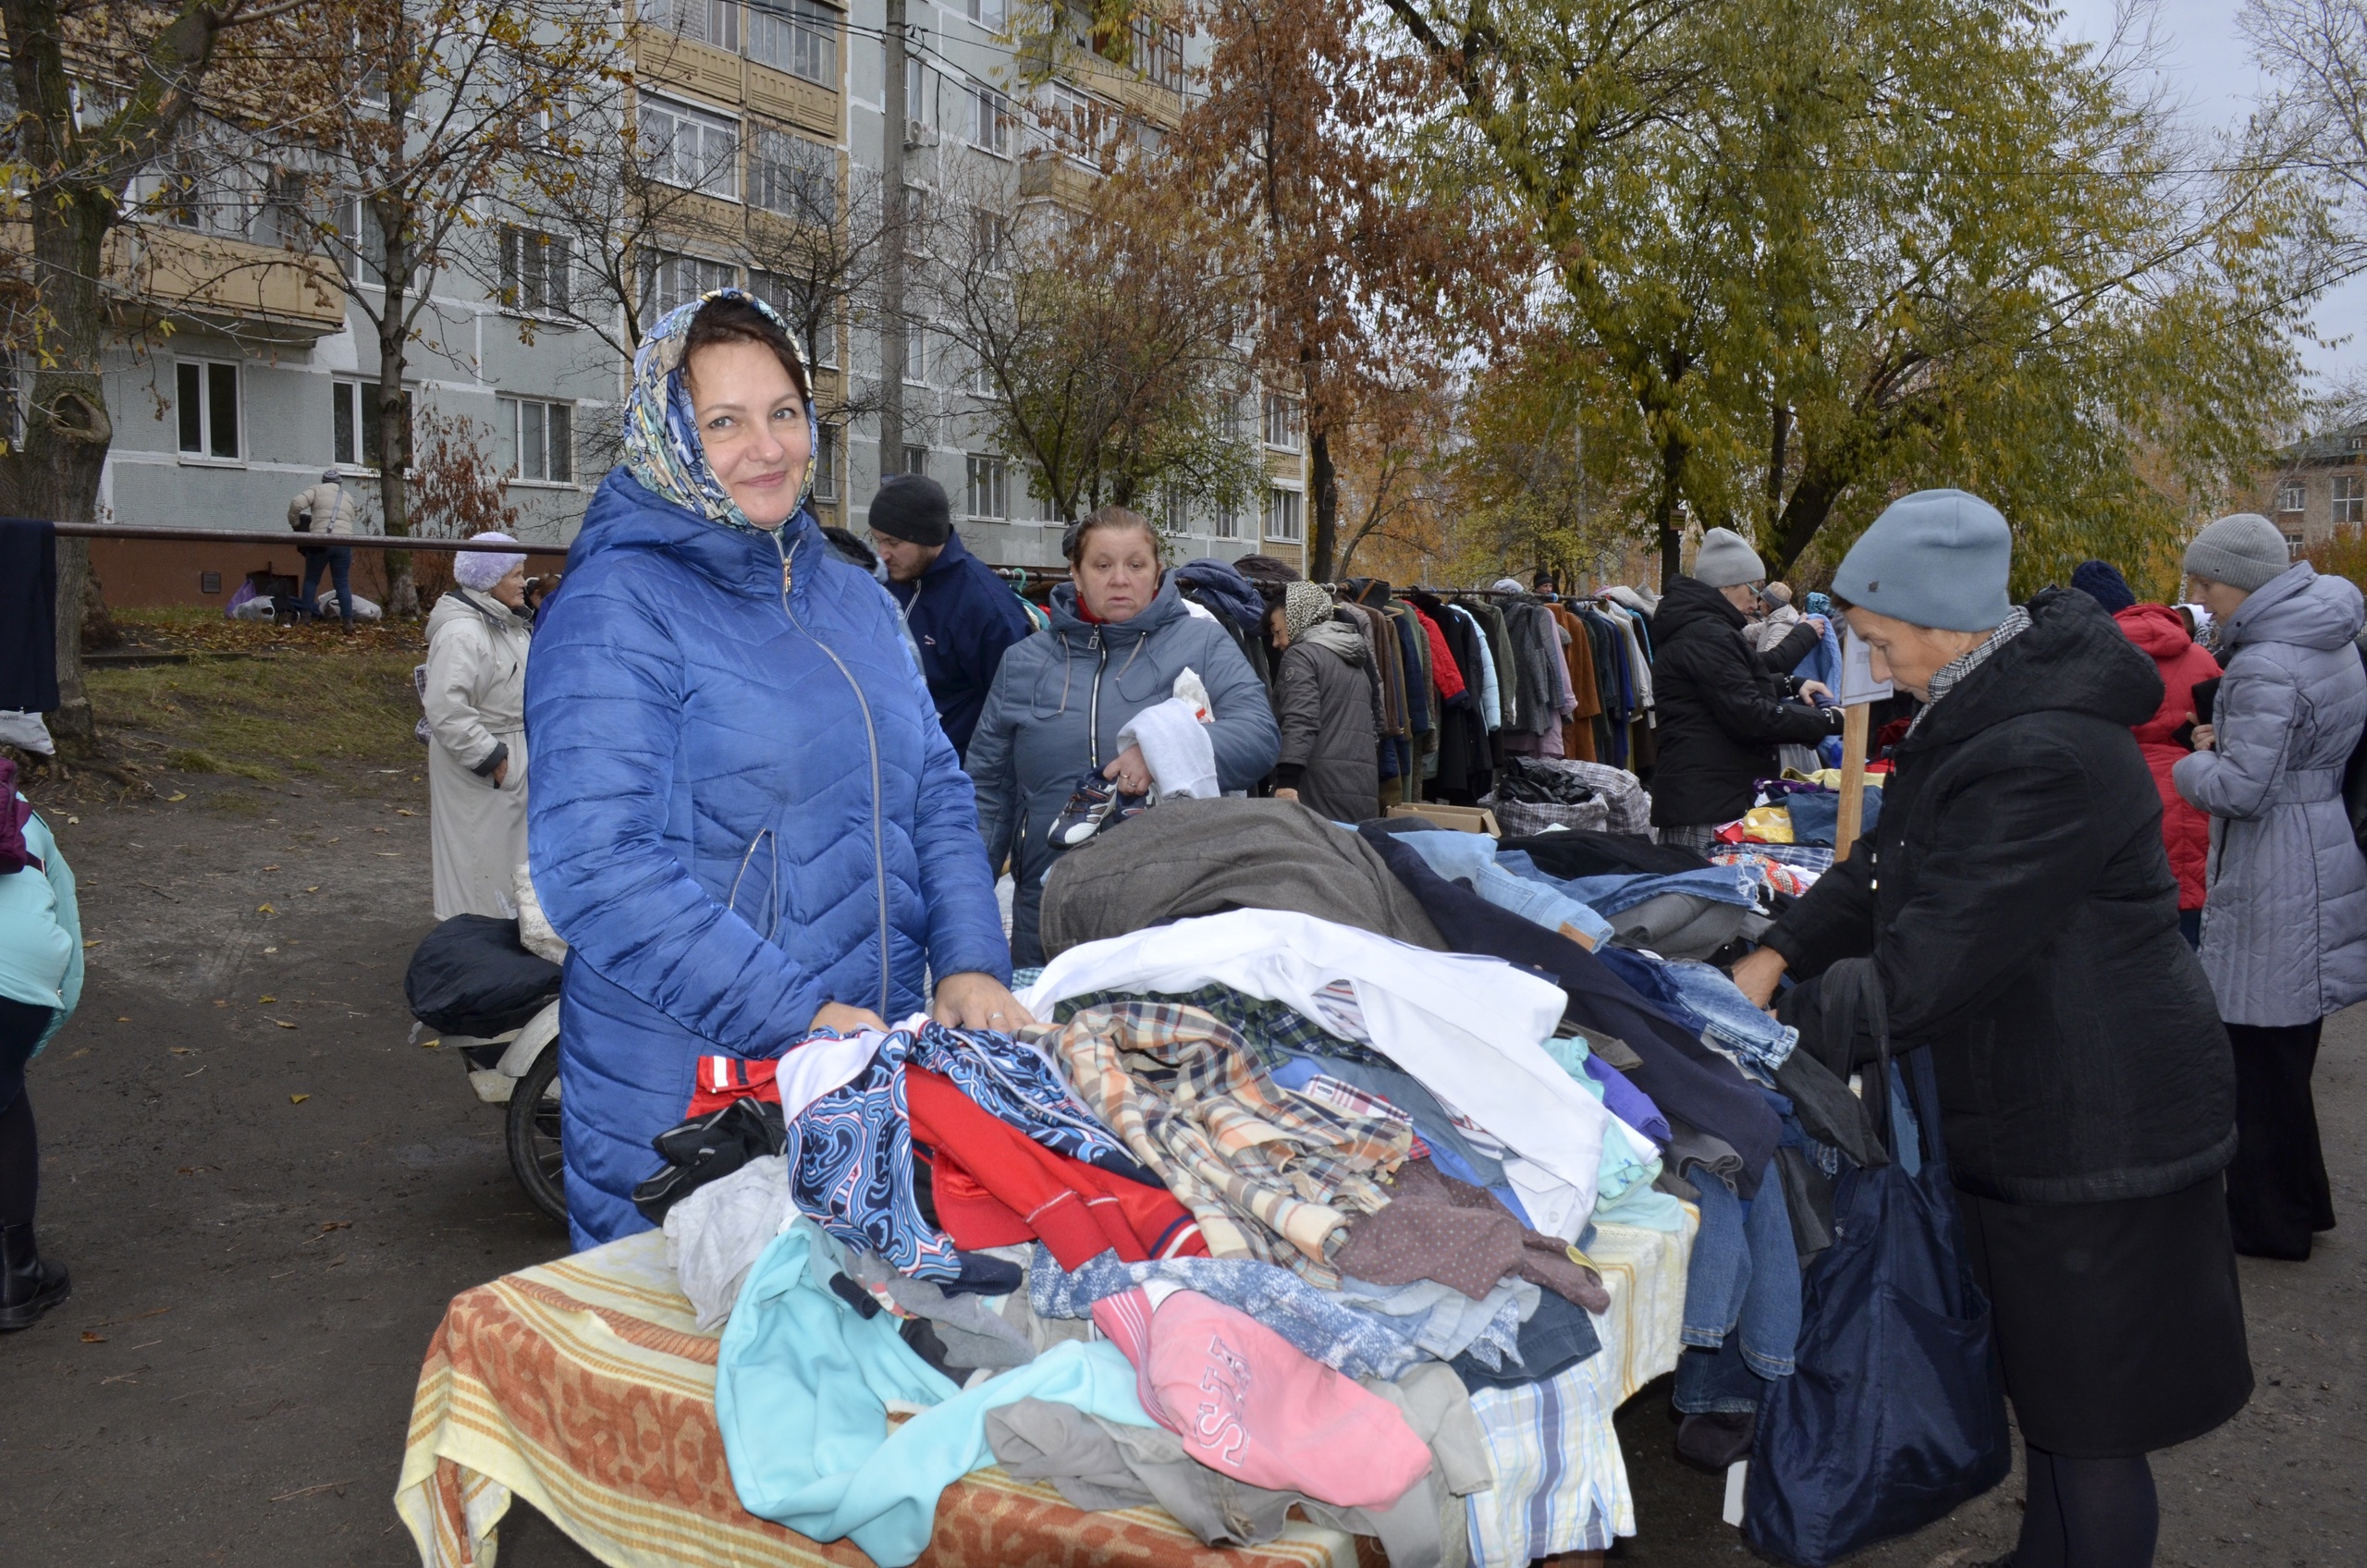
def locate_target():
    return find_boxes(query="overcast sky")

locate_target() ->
[2051,0,2361,384]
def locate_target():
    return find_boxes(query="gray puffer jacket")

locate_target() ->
[967,575,1280,965]
[1273,615,1380,824]
[2174,561,2367,1026]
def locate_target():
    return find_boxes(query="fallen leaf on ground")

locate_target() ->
[165,792,187,802]
[270,1019,298,1030]
[80,1331,104,1342]
[304,886,320,893]
[81,938,103,948]
[258,995,276,1003]
[420,1038,441,1049]
[168,1047,195,1056]
[116,1016,129,1023]
[393,809,417,817]
[261,864,279,872]
[288,1094,310,1104]
[256,903,276,915]
[319,1219,351,1232]
[262,947,278,954]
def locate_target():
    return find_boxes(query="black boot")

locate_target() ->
[0,1222,70,1330]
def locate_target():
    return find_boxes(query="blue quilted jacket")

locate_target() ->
[527,469,1010,1247]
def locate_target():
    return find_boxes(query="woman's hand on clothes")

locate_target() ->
[933,972,1037,1033]
[1273,787,1300,802]
[1731,945,1789,1013]
[1101,743,1151,797]
[1797,680,1835,706]
[811,1001,890,1036]
[491,758,509,788]
[2188,716,2215,752]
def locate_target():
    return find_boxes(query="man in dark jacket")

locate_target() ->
[872,474,1034,760]
[1732,490,2247,1565]
[1650,526,1844,844]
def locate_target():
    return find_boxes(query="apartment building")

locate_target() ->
[2250,423,2367,555]
[75,0,1306,594]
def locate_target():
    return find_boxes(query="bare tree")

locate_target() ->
[2247,0,2367,283]
[268,0,617,615]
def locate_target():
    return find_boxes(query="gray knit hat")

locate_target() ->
[1691,527,1766,589]
[2183,512,2291,594]
[1832,489,2013,631]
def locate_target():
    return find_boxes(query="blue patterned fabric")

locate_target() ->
[1026,1245,1423,1380]
[787,1021,1131,1278]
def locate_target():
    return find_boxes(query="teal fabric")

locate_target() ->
[716,1221,1157,1567]
[1538,1035,1686,1231]
[0,799,80,1054]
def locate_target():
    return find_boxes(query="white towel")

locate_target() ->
[1118,696,1219,801]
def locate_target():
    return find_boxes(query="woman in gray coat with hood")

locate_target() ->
[2176,512,2367,1260]
[1269,580,1380,823]
[967,508,1280,965]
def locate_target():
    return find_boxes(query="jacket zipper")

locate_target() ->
[1086,628,1108,770]
[774,530,893,1016]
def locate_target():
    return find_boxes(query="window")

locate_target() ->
[1212,498,1240,540]
[2336,475,2364,527]
[641,95,739,200]
[750,127,833,218]
[965,0,1004,28]
[967,83,1011,155]
[1039,81,1115,160]
[660,0,741,51]
[503,396,575,484]
[1262,392,1302,452]
[902,323,926,385]
[903,444,928,477]
[748,271,834,366]
[965,453,1009,520]
[2285,531,2305,555]
[812,424,840,500]
[1162,485,1189,535]
[1131,17,1184,92]
[747,0,838,86]
[1264,484,1303,544]
[498,226,570,313]
[331,380,412,471]
[2278,479,2306,514]
[176,360,240,461]
[333,193,409,287]
[640,250,738,318]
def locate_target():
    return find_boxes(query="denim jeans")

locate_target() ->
[1679,1163,1800,1382]
[1392,828,1615,948]
[1664,960,1800,1076]
[299,545,353,625]
[1531,864,1760,918]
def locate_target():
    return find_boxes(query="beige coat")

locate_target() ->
[287,481,358,537]
[423,589,532,920]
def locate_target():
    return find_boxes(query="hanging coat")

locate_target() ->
[423,588,533,921]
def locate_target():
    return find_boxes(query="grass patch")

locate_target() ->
[90,649,430,779]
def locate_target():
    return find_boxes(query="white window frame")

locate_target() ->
[330,379,372,471]
[749,125,834,219]
[501,395,576,486]
[967,82,1011,156]
[498,225,571,316]
[1162,484,1189,536]
[747,0,839,86]
[812,423,840,501]
[176,358,243,464]
[1264,484,1303,544]
[2335,474,2364,527]
[2285,530,2306,555]
[659,0,741,52]
[640,249,739,320]
[902,444,928,477]
[1262,391,1302,453]
[965,452,1009,520]
[964,0,1005,30]
[1212,496,1240,540]
[903,322,927,386]
[640,93,740,201]
[2278,479,2306,514]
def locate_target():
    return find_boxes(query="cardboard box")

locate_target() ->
[1387,802,1501,836]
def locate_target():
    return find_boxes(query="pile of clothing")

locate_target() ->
[637,801,1870,1565]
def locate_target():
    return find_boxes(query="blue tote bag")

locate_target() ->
[1744,958,2012,1564]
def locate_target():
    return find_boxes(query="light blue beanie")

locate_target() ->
[1832,489,2013,631]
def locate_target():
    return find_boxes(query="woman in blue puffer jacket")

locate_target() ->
[525,292,1022,1247]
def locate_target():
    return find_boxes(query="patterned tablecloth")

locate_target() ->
[397,1217,1692,1568]
[396,1232,1371,1568]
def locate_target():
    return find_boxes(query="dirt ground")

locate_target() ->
[3,649,2360,1564]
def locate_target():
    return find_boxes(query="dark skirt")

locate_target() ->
[1956,1176,2252,1457]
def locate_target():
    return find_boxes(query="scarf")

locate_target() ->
[1908,606,2032,735]
[621,288,817,532]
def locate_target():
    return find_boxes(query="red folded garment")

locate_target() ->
[686,1055,782,1118]
[904,1067,1206,1268]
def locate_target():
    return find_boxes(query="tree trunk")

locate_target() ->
[375,205,417,617]
[14,193,121,750]
[1655,435,1686,594]
[1308,425,1339,582]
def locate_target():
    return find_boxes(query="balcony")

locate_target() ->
[104,223,350,345]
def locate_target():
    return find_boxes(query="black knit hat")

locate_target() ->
[869,473,951,545]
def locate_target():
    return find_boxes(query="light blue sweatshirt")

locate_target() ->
[0,798,81,1053]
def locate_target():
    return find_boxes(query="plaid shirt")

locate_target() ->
[1055,984,1388,1069]
[1034,1000,1413,1286]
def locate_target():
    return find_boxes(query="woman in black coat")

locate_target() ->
[1650,527,1846,847]
[1268,580,1380,822]
[1733,490,2248,1568]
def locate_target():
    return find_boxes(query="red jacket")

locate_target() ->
[2115,603,2221,909]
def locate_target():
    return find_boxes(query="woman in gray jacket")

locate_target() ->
[966,508,1279,965]
[2175,512,2367,1260]
[1269,580,1380,822]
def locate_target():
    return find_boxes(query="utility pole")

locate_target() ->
[878,0,908,484]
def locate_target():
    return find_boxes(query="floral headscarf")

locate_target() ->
[622,288,817,532]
